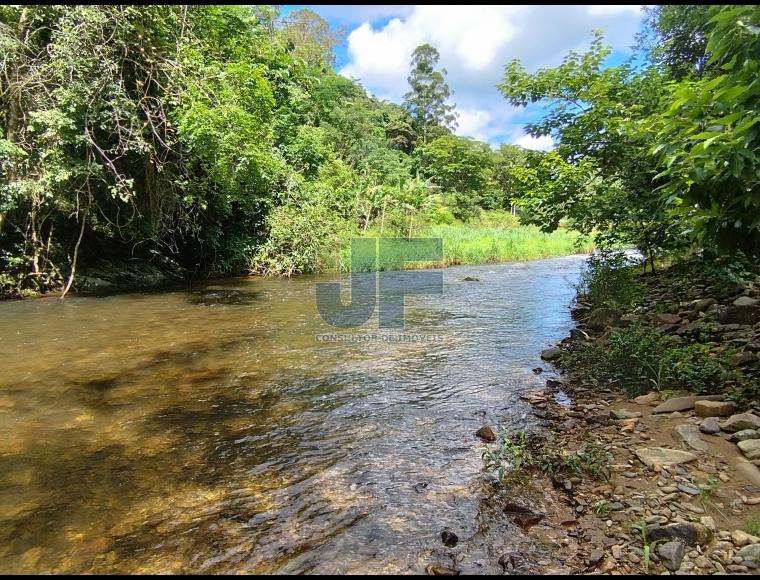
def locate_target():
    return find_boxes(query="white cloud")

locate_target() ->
[337,5,645,147]
[515,134,554,152]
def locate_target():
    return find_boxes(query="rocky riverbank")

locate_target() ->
[526,263,760,574]
[465,261,760,575]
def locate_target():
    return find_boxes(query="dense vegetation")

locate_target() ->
[0,6,546,297]
[1,5,758,298]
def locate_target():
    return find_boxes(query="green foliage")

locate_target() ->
[653,5,760,255]
[576,251,644,310]
[481,429,612,483]
[561,324,734,397]
[403,43,457,144]
[746,515,760,537]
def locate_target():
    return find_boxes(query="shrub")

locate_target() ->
[577,250,643,309]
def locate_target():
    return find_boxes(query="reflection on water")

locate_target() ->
[0,256,585,573]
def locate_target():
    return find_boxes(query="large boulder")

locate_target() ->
[634,447,697,469]
[587,307,620,330]
[721,412,760,433]
[734,296,759,307]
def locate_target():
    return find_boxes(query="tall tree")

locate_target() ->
[279,8,343,69]
[403,44,457,144]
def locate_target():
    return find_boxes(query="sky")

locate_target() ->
[281,5,647,151]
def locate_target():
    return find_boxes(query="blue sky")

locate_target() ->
[281,5,646,150]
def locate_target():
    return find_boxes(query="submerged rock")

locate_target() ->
[475,425,496,443]
[441,530,459,548]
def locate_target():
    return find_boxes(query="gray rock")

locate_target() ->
[540,347,563,362]
[655,313,682,325]
[587,307,620,330]
[721,412,760,433]
[635,447,698,469]
[730,429,759,442]
[731,530,760,547]
[674,424,709,452]
[699,417,721,435]
[658,541,685,571]
[734,296,760,307]
[738,544,760,563]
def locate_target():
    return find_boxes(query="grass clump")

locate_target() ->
[481,429,612,484]
[576,250,643,310]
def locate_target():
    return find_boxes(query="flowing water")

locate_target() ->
[0,256,585,574]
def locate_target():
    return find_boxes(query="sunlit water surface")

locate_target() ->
[0,256,585,573]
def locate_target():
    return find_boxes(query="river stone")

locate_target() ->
[587,307,620,330]
[736,460,760,487]
[646,523,712,547]
[738,544,760,563]
[692,298,717,312]
[610,409,642,420]
[540,347,563,362]
[734,296,760,307]
[635,447,698,469]
[738,439,760,460]
[655,313,682,325]
[658,541,685,571]
[718,304,760,325]
[731,429,760,442]
[634,392,659,405]
[731,530,760,547]
[699,417,721,435]
[475,425,496,443]
[695,400,735,418]
[721,412,760,433]
[674,424,708,452]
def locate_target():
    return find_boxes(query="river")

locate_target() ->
[0,255,585,573]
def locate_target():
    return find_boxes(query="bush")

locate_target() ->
[577,250,643,309]
[561,324,735,397]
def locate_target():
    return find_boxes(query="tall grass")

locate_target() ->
[334,211,593,272]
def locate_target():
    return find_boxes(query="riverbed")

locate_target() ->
[0,256,586,574]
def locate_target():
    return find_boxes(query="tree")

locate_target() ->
[498,31,690,269]
[639,5,713,80]
[279,8,343,69]
[653,5,760,254]
[403,44,457,144]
